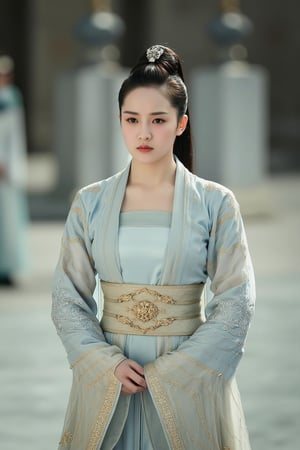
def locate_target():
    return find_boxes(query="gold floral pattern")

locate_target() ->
[118,286,175,305]
[87,377,120,450]
[59,431,73,447]
[132,300,159,322]
[146,364,185,450]
[115,314,176,334]
[111,286,177,333]
[101,283,204,335]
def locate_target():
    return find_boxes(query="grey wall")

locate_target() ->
[0,0,299,171]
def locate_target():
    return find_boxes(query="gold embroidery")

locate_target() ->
[151,358,220,446]
[64,236,85,247]
[146,364,185,450]
[151,363,220,443]
[132,300,159,321]
[112,287,177,333]
[71,346,103,368]
[59,431,73,447]
[87,377,120,450]
[102,283,204,335]
[210,213,236,237]
[118,287,175,305]
[87,365,116,388]
[115,314,176,334]
[70,206,89,230]
[218,242,243,255]
[176,351,223,378]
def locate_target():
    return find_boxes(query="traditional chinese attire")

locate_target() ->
[0,85,29,281]
[52,158,255,450]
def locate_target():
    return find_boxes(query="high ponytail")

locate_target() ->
[118,45,194,172]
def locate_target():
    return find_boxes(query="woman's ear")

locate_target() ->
[176,114,188,136]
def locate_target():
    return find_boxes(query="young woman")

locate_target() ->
[52,45,255,450]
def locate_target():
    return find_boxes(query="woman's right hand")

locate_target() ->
[114,359,147,396]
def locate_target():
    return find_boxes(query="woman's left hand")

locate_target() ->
[114,359,147,395]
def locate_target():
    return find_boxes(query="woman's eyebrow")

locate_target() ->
[122,110,168,115]
[150,111,168,115]
[122,110,139,115]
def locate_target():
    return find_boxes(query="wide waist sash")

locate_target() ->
[100,282,205,336]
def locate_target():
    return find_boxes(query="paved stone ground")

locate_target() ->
[0,174,299,450]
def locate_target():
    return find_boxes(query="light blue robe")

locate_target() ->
[0,85,29,278]
[52,158,255,450]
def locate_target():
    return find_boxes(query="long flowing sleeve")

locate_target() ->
[144,188,254,449]
[51,190,126,450]
[52,190,125,368]
[176,189,255,379]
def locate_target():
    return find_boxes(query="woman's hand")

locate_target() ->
[114,359,147,395]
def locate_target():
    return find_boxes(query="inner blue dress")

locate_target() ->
[105,211,184,450]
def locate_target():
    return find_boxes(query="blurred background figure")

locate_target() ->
[0,54,30,286]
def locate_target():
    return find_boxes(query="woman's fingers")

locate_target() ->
[128,360,145,377]
[127,361,147,388]
[114,359,147,394]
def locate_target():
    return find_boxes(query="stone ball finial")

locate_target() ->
[208,0,253,61]
[74,0,125,48]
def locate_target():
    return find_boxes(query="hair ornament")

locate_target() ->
[146,45,164,63]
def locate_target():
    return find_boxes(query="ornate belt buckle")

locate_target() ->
[132,301,159,322]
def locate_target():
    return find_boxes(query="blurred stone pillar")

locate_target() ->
[191,61,268,187]
[54,64,128,197]
[190,0,270,215]
[54,0,129,198]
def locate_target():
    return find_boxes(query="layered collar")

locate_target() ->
[100,158,193,285]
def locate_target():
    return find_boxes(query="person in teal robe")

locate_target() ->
[0,55,29,285]
[52,45,255,450]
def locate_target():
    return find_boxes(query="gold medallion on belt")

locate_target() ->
[114,287,176,333]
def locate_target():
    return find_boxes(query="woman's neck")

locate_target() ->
[129,157,176,187]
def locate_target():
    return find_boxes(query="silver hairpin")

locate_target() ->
[146,45,164,63]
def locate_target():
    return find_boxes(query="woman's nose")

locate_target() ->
[138,124,152,140]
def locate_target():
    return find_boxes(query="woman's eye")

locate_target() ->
[126,117,137,123]
[153,118,165,124]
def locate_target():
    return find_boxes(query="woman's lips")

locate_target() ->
[137,145,153,153]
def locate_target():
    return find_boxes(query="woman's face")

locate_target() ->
[120,86,187,166]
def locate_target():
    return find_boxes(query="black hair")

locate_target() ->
[118,45,194,172]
